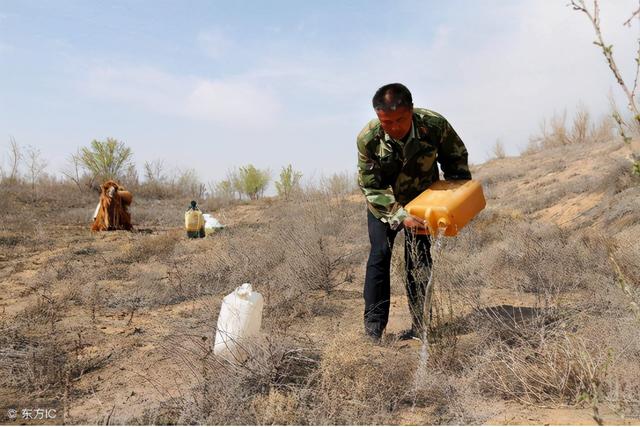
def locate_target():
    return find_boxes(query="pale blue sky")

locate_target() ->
[0,0,638,186]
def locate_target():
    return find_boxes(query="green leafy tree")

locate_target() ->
[275,164,303,201]
[237,164,270,200]
[80,138,133,183]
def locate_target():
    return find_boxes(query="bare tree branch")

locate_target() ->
[61,149,89,192]
[632,39,640,103]
[629,0,640,101]
[571,0,640,126]
[25,145,48,200]
[623,2,640,27]
[7,135,21,184]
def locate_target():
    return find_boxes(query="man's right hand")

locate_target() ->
[402,214,427,229]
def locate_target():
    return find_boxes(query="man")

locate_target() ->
[356,83,472,342]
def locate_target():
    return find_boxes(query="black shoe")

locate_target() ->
[364,322,383,343]
[365,332,382,344]
[399,328,423,341]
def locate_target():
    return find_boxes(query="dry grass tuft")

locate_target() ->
[117,230,181,264]
[252,389,300,424]
[312,329,414,424]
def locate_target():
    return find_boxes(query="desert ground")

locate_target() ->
[1,138,639,425]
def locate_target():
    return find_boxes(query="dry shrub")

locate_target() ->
[150,332,318,425]
[199,195,240,212]
[129,197,187,227]
[577,275,640,418]
[602,318,640,417]
[310,329,414,424]
[296,194,365,273]
[527,110,570,149]
[308,171,358,198]
[521,138,542,156]
[0,234,23,247]
[477,332,611,407]
[117,230,180,264]
[100,261,214,314]
[168,230,294,321]
[103,273,155,322]
[170,228,301,318]
[591,115,616,144]
[529,107,615,151]
[270,196,363,305]
[593,156,640,196]
[17,294,65,333]
[276,221,355,295]
[611,224,640,288]
[453,225,615,335]
[0,321,112,404]
[491,139,507,159]
[4,266,119,400]
[0,326,68,396]
[474,164,526,204]
[601,185,640,229]
[0,186,19,219]
[413,368,494,424]
[464,283,625,415]
[571,106,591,145]
[484,221,611,295]
[252,389,300,425]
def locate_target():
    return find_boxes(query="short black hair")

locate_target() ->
[372,83,413,112]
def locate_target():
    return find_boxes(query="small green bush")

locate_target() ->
[79,138,133,183]
[275,164,303,201]
[237,164,270,200]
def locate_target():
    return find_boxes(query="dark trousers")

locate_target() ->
[363,209,432,337]
[187,227,206,238]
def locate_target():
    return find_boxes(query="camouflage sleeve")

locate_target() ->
[357,136,407,229]
[437,119,472,180]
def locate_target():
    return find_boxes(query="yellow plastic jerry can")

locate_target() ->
[404,180,486,236]
[185,209,205,233]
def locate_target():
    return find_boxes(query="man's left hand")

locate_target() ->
[402,214,426,229]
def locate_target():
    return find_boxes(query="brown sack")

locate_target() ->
[91,180,133,232]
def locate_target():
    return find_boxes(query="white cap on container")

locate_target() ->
[236,283,253,298]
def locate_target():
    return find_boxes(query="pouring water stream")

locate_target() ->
[412,224,447,406]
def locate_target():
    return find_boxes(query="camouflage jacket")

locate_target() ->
[357,108,472,229]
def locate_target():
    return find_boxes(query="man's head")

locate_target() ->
[372,83,414,140]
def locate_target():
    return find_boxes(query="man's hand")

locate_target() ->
[402,214,427,229]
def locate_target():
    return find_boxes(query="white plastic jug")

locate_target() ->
[213,283,264,360]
